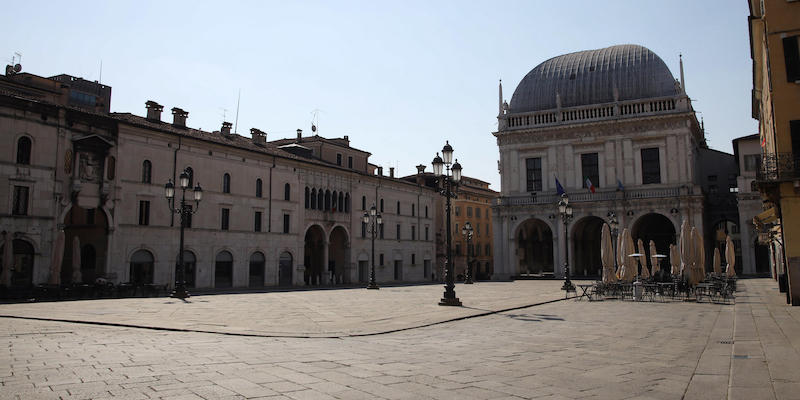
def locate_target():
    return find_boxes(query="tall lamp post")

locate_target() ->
[165,169,202,299]
[461,221,474,284]
[363,203,382,290]
[557,193,575,292]
[608,211,619,273]
[432,141,462,306]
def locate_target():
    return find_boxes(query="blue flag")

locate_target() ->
[555,177,565,195]
[617,179,624,191]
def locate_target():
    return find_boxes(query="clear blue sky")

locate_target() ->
[3,0,755,189]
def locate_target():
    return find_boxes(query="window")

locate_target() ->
[396,224,401,240]
[138,200,150,225]
[361,222,366,238]
[362,196,366,210]
[336,154,342,166]
[411,225,416,240]
[485,244,490,256]
[396,201,401,214]
[525,157,542,191]
[379,253,384,266]
[783,36,800,82]
[142,160,152,183]
[304,187,310,208]
[425,226,429,241]
[345,193,350,213]
[709,185,718,194]
[223,173,231,193]
[254,211,262,232]
[283,214,290,234]
[475,244,480,256]
[476,208,481,218]
[455,223,459,233]
[338,192,344,212]
[708,175,717,182]
[425,206,428,218]
[486,224,489,235]
[467,207,473,217]
[476,223,481,236]
[379,224,384,239]
[221,208,230,230]
[641,148,661,184]
[284,183,291,201]
[107,156,115,180]
[455,206,460,216]
[348,156,353,169]
[581,153,599,189]
[311,189,317,209]
[455,243,461,256]
[256,179,263,198]
[380,199,384,212]
[317,189,323,209]
[16,137,31,165]
[185,167,194,187]
[12,186,28,216]
[412,204,415,216]
[412,254,416,265]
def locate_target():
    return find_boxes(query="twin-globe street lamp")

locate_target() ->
[607,211,619,274]
[432,141,463,306]
[461,221,474,284]
[165,169,202,299]
[557,193,575,292]
[362,204,383,290]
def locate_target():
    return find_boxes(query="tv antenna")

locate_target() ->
[234,89,241,134]
[220,107,229,123]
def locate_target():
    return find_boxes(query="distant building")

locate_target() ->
[733,134,771,276]
[0,66,436,291]
[748,0,800,304]
[492,44,707,280]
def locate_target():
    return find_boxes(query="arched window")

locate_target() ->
[249,252,265,288]
[215,250,233,288]
[344,193,350,213]
[142,160,152,183]
[338,192,344,212]
[223,173,231,193]
[332,191,338,211]
[362,196,366,210]
[412,204,415,216]
[311,188,317,209]
[284,183,291,201]
[107,156,116,180]
[256,178,263,198]
[129,249,154,285]
[305,187,310,209]
[380,199,384,213]
[177,250,196,288]
[185,167,194,187]
[425,205,429,218]
[325,190,331,210]
[396,201,400,214]
[16,137,31,165]
[317,189,324,210]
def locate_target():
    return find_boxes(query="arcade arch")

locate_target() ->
[515,218,553,276]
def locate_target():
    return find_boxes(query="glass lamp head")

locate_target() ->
[451,159,462,182]
[193,184,203,201]
[376,214,383,225]
[165,180,175,199]
[179,170,190,189]
[441,141,454,164]
[362,213,369,224]
[432,153,444,176]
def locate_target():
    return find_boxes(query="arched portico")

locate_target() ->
[572,216,605,277]
[329,226,349,284]
[304,225,325,285]
[515,218,554,276]
[63,206,108,284]
[631,213,677,271]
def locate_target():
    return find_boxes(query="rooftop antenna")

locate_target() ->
[99,60,103,85]
[220,108,228,124]
[234,89,241,134]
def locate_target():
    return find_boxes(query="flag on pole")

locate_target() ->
[585,177,596,194]
[555,177,565,195]
[617,179,624,191]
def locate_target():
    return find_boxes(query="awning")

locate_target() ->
[756,207,778,224]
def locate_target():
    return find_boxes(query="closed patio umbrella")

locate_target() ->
[649,240,661,275]
[693,227,705,285]
[616,228,626,281]
[49,230,65,285]
[726,235,737,277]
[601,223,615,283]
[625,230,637,282]
[670,244,680,276]
[679,220,691,282]
[637,238,650,279]
[71,236,82,284]
[713,247,721,275]
[1,232,12,287]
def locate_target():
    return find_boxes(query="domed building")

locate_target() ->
[491,44,707,280]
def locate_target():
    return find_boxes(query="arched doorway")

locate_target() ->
[249,251,265,288]
[175,250,196,288]
[129,249,154,285]
[329,226,349,284]
[713,220,742,275]
[516,218,554,276]
[572,216,605,277]
[631,213,676,272]
[754,239,770,274]
[215,250,233,288]
[279,252,293,286]
[1,239,35,288]
[63,206,108,284]
[304,225,325,285]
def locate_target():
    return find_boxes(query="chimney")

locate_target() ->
[145,101,163,121]
[296,128,302,143]
[221,121,232,135]
[389,167,395,178]
[171,107,188,128]
[416,164,426,174]
[250,128,266,145]
[377,166,383,176]
[344,135,349,144]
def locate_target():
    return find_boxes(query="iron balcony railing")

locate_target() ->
[757,152,800,182]
[495,185,693,206]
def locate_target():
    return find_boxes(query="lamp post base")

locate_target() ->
[439,297,462,306]
[171,288,190,299]
[561,278,575,292]
[366,283,380,290]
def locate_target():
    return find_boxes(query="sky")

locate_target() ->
[2,0,756,189]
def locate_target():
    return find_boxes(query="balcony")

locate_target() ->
[756,153,800,182]
[495,185,693,207]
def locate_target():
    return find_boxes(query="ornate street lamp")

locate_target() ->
[363,203,382,290]
[558,193,575,292]
[461,221,474,284]
[608,211,619,273]
[165,169,202,299]
[432,141,462,306]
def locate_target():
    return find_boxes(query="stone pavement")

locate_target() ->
[0,278,798,399]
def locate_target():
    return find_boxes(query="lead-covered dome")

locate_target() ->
[509,44,679,113]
